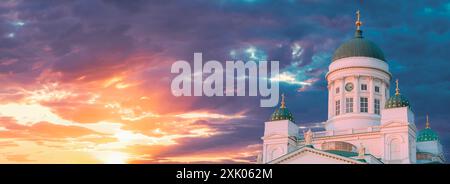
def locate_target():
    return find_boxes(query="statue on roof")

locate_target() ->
[304,129,313,145]
[358,143,366,158]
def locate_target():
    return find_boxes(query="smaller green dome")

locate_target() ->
[270,94,295,122]
[385,79,410,109]
[417,129,439,142]
[417,115,439,142]
[385,94,410,109]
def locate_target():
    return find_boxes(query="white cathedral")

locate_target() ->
[257,11,445,164]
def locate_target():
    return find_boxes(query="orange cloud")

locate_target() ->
[0,53,256,164]
[4,154,34,162]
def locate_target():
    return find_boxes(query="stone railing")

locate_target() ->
[300,126,381,138]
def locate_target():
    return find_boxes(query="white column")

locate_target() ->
[341,78,345,114]
[331,82,335,118]
[380,81,386,110]
[328,82,332,118]
[386,81,390,100]
[354,75,360,113]
[368,77,374,114]
[263,144,267,163]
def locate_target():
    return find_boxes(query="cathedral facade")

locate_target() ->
[258,11,445,164]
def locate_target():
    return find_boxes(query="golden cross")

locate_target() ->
[281,93,286,108]
[395,79,400,95]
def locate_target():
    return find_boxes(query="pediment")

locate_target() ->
[269,147,364,164]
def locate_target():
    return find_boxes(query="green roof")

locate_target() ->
[270,95,295,122]
[356,159,367,163]
[424,161,443,164]
[332,30,386,62]
[324,150,358,158]
[385,93,410,109]
[417,128,439,142]
[270,107,294,122]
[386,80,411,109]
[305,145,314,149]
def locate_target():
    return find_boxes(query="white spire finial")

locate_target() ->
[356,10,363,30]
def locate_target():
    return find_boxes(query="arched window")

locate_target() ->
[271,147,284,160]
[389,139,401,160]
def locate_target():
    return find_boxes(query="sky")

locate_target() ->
[0,0,449,163]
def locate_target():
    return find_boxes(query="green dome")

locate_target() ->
[270,107,294,122]
[332,30,386,62]
[385,80,410,109]
[270,95,295,122]
[417,128,439,142]
[417,116,439,142]
[385,93,410,109]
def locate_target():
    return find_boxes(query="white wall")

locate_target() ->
[326,56,391,131]
[380,107,417,164]
[417,140,443,155]
[262,120,298,163]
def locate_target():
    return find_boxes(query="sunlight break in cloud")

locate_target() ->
[271,72,312,86]
[0,103,74,126]
[24,83,77,103]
